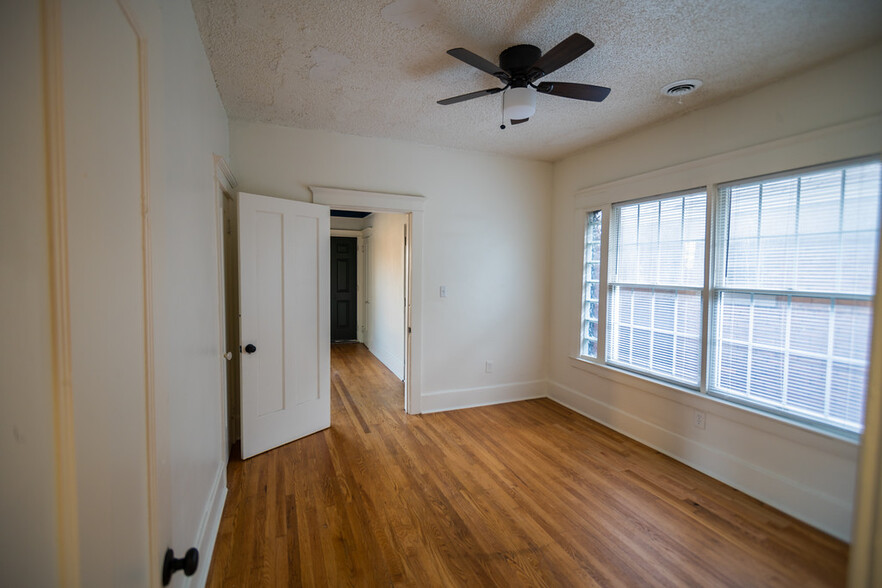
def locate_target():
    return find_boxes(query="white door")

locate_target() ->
[238,192,330,459]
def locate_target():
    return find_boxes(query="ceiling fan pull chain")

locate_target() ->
[500,98,506,130]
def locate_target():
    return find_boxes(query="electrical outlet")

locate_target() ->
[485,360,493,373]
[694,409,706,430]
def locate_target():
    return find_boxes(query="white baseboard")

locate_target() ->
[421,380,547,414]
[546,380,852,541]
[367,342,404,380]
[185,464,228,588]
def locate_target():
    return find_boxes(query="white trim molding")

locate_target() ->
[368,340,405,381]
[214,153,237,193]
[567,356,860,454]
[573,114,882,209]
[421,380,547,414]
[848,176,882,583]
[186,464,227,588]
[311,186,425,212]
[42,0,81,583]
[213,154,236,458]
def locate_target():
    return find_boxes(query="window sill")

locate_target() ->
[566,355,860,455]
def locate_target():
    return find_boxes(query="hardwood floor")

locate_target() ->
[206,343,848,587]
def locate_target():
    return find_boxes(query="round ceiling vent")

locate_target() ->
[662,79,703,97]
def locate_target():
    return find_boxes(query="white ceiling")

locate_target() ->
[192,0,882,162]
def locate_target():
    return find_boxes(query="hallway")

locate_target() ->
[206,343,846,587]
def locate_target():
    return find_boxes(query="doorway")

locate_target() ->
[331,212,409,396]
[219,187,424,456]
[220,190,240,447]
[313,186,424,415]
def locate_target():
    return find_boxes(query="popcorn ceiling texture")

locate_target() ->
[192,0,882,162]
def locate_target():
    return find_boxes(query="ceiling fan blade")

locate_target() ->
[447,48,508,81]
[528,33,594,79]
[510,117,529,125]
[437,87,503,106]
[536,81,610,102]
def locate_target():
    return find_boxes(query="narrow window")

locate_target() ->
[581,210,603,358]
[607,191,707,385]
[711,159,881,432]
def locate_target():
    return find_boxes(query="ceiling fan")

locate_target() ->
[437,33,610,127]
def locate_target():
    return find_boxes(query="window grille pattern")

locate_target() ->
[711,160,881,431]
[607,192,706,385]
[581,211,602,358]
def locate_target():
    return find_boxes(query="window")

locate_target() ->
[577,156,881,435]
[580,210,602,358]
[711,160,881,431]
[606,191,706,385]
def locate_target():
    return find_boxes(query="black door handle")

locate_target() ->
[162,547,198,586]
[245,343,257,354]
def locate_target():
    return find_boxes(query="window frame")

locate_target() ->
[604,188,709,388]
[706,157,880,434]
[579,210,604,359]
[574,154,881,439]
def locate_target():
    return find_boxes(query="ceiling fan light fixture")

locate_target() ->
[503,87,536,121]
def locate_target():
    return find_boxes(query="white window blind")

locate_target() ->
[581,210,602,358]
[711,159,881,431]
[607,191,707,385]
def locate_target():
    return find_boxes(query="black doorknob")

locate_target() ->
[245,343,257,354]
[162,547,198,586]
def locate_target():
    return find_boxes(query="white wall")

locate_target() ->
[548,43,882,541]
[0,3,61,585]
[364,214,408,379]
[152,0,230,584]
[229,121,553,411]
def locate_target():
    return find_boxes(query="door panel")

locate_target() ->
[239,193,330,459]
[331,237,358,341]
[255,211,285,415]
[63,0,151,584]
[290,215,321,404]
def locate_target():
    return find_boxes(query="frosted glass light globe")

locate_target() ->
[503,87,536,121]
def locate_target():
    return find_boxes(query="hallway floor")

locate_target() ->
[206,343,847,587]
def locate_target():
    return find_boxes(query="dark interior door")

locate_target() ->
[330,237,358,341]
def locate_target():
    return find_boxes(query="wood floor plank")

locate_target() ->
[207,343,848,587]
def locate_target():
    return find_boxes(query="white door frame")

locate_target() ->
[310,186,424,415]
[213,154,237,456]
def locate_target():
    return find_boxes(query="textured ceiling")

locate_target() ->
[192,0,882,162]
